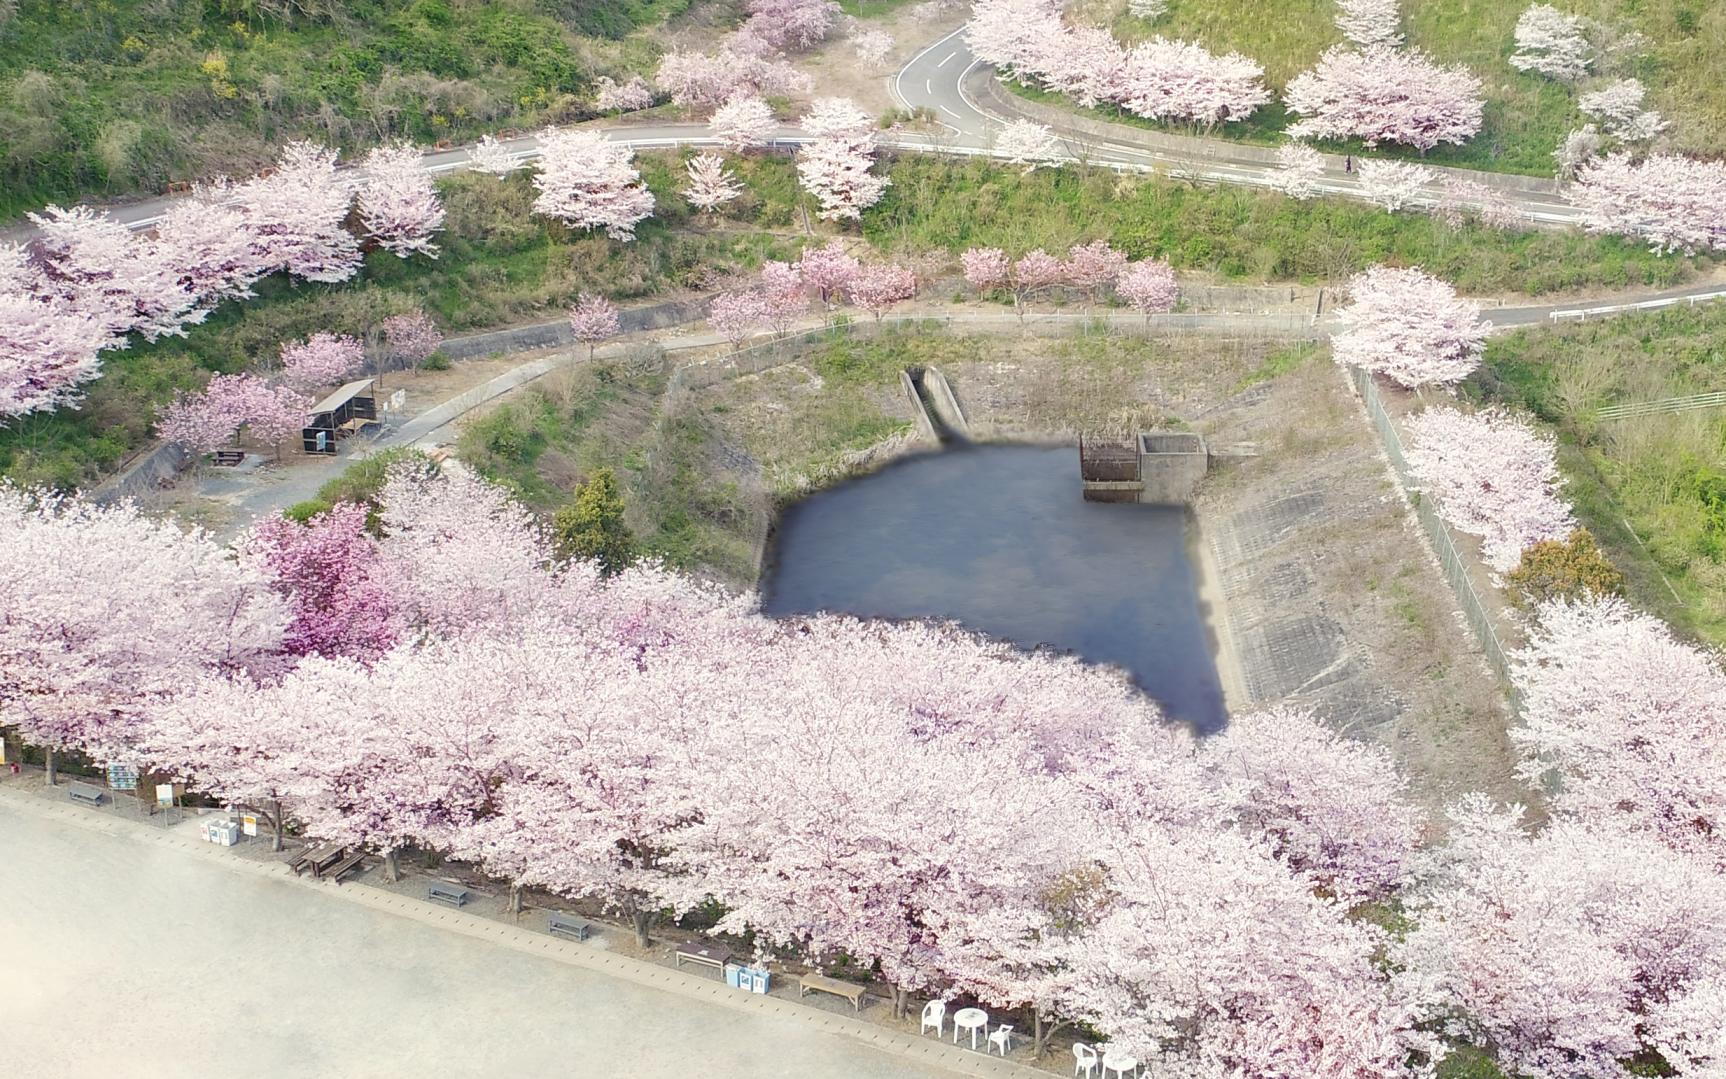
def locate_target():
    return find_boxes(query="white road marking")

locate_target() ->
[925,79,932,95]
[941,105,963,119]
[938,51,957,67]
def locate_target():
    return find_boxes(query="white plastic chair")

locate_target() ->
[987,1024,1014,1057]
[919,999,946,1038]
[1074,1042,1100,1078]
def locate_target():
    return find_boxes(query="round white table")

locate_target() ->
[1101,1049,1139,1078]
[952,1007,988,1051]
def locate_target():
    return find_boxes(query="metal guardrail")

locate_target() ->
[1597,390,1726,420]
[1350,366,1521,715]
[1548,289,1726,322]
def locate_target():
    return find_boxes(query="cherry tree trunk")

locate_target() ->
[269,799,284,852]
[44,747,57,786]
[631,908,654,949]
[383,849,401,882]
[1032,1010,1066,1059]
[891,986,910,1019]
[509,883,523,916]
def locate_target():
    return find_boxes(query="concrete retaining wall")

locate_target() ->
[89,441,188,505]
[920,366,970,439]
[439,299,704,361]
[1138,431,1210,504]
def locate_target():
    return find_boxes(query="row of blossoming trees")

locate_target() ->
[3,455,1724,1076]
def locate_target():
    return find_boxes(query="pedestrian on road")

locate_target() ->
[1344,155,1354,174]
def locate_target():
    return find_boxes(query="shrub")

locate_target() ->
[1506,528,1626,612]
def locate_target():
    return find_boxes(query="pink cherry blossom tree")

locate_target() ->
[243,502,399,663]
[795,240,861,315]
[683,152,744,215]
[845,263,915,322]
[280,332,364,392]
[1571,152,1726,255]
[1285,46,1485,151]
[531,129,656,241]
[1273,141,1325,200]
[1553,124,1602,184]
[707,289,770,349]
[1115,258,1179,319]
[1511,595,1726,865]
[467,135,520,177]
[1335,0,1402,48]
[1436,176,1522,231]
[593,75,655,113]
[996,119,1063,172]
[1035,25,1128,108]
[567,293,621,359]
[153,179,271,309]
[1358,158,1435,213]
[239,140,362,284]
[1063,240,1126,306]
[1398,798,1726,1079]
[741,0,840,52]
[852,27,894,67]
[1115,37,1271,128]
[26,204,202,344]
[1402,405,1574,572]
[355,143,445,259]
[0,273,108,421]
[0,487,286,781]
[795,98,891,222]
[382,310,444,369]
[759,260,807,335]
[1012,248,1065,313]
[654,48,812,112]
[710,95,776,152]
[960,246,1010,296]
[1510,4,1593,82]
[1578,78,1665,143]
[1330,265,1491,388]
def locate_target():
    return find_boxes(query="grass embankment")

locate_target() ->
[0,151,1703,492]
[0,0,684,218]
[1048,0,1726,176]
[1479,302,1726,646]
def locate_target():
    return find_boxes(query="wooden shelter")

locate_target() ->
[301,379,378,455]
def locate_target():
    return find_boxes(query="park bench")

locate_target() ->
[66,781,105,807]
[212,449,245,467]
[798,973,869,1012]
[305,844,346,877]
[547,912,592,942]
[323,850,368,884]
[426,881,469,907]
[673,941,731,977]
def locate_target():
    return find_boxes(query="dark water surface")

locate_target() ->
[760,443,1228,732]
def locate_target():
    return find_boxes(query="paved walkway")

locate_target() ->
[0,786,1039,1079]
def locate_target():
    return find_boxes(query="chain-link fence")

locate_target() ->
[1350,366,1521,715]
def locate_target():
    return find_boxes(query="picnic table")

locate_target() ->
[290,842,343,877]
[797,973,868,1012]
[673,942,731,977]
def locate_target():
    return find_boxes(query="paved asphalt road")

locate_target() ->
[0,798,962,1079]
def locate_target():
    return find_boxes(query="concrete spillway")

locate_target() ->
[903,366,970,443]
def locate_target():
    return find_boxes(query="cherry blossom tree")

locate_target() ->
[845,263,915,322]
[1653,977,1726,1078]
[1571,152,1726,255]
[759,260,807,335]
[1335,0,1402,48]
[1116,37,1270,127]
[1063,240,1126,305]
[26,204,202,344]
[0,283,108,421]
[355,143,445,259]
[531,129,656,241]
[961,246,1011,296]
[1331,265,1491,389]
[239,378,311,455]
[381,310,443,369]
[1358,159,1435,213]
[1553,124,1602,184]
[710,95,776,152]
[796,240,860,314]
[1035,25,1127,108]
[243,502,399,663]
[996,119,1063,172]
[593,75,655,113]
[467,135,520,177]
[741,0,841,52]
[1273,141,1325,200]
[1286,46,1485,151]
[239,140,362,284]
[1436,176,1521,231]
[280,332,363,392]
[153,180,270,309]
[155,373,264,456]
[654,48,812,111]
[1510,4,1593,82]
[567,293,621,359]
[852,27,894,67]
[1398,798,1726,1079]
[1578,78,1666,143]
[967,0,1065,82]
[1403,405,1574,572]
[1012,248,1065,312]
[796,98,891,222]
[708,289,770,349]
[1511,595,1726,865]
[683,152,745,215]
[1115,259,1179,319]
[1199,706,1421,903]
[0,487,286,781]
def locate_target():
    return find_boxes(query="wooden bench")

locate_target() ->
[547,912,592,942]
[673,941,731,977]
[323,850,368,883]
[288,842,337,876]
[305,845,346,878]
[212,449,245,467]
[426,881,469,907]
[798,973,869,1012]
[66,781,105,807]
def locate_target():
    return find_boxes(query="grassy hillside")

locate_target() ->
[0,0,684,218]
[1069,0,1726,176]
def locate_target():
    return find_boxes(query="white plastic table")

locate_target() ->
[1102,1049,1139,1078]
[952,1008,988,1051]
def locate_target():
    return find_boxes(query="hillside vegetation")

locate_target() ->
[0,0,682,218]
